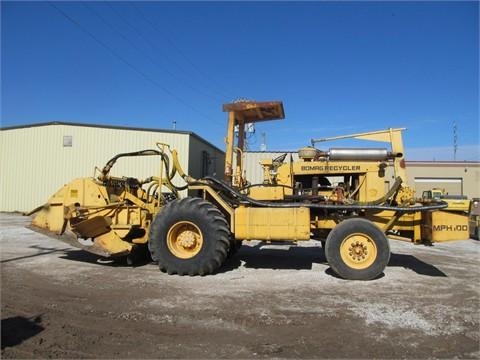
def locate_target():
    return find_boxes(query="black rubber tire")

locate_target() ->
[325,218,390,280]
[148,197,230,275]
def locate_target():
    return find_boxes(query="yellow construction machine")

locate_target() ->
[422,188,471,213]
[30,100,470,280]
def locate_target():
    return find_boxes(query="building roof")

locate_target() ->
[0,121,224,154]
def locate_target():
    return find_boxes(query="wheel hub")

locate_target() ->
[340,234,377,270]
[349,241,369,261]
[167,221,203,259]
[177,230,197,249]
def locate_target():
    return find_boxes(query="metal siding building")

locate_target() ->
[243,152,480,199]
[0,122,224,212]
[188,135,225,179]
[403,161,480,198]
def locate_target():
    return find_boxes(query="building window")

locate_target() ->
[63,135,72,147]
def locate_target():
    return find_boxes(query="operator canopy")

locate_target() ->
[222,101,285,123]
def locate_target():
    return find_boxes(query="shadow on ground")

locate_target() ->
[237,243,325,270]
[228,244,447,278]
[60,248,152,268]
[20,241,447,278]
[1,315,44,350]
[1,245,71,264]
[388,253,447,277]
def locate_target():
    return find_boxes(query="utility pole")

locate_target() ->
[260,132,267,151]
[453,122,458,161]
[172,120,177,130]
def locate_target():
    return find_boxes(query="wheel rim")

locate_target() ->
[167,221,203,259]
[340,233,377,270]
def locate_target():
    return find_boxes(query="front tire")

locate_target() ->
[325,218,390,280]
[148,197,230,275]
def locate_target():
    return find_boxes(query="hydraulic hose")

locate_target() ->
[99,149,162,180]
[198,176,448,213]
[100,148,188,192]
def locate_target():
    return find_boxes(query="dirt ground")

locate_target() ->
[1,212,479,359]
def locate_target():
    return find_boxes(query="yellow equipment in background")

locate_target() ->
[30,100,470,280]
[422,188,471,212]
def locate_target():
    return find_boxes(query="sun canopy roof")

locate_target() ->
[222,101,285,123]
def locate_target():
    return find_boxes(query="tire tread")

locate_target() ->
[148,197,230,276]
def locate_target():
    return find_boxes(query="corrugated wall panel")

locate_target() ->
[0,124,192,212]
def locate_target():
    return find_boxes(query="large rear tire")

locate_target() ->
[148,197,230,275]
[325,218,390,280]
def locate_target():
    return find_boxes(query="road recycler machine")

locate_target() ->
[30,101,469,280]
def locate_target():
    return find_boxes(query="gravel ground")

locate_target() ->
[1,212,479,359]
